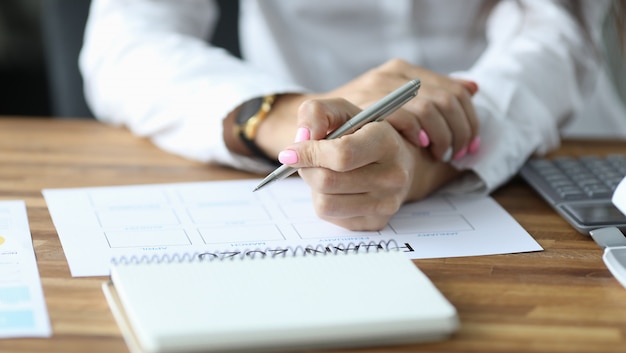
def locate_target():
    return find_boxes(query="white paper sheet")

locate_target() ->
[43,178,542,277]
[0,201,51,338]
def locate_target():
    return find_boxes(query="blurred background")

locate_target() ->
[0,0,623,120]
[0,0,49,117]
[0,0,239,119]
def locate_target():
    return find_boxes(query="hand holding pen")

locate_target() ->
[254,78,421,191]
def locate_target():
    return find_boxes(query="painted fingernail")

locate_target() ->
[418,130,430,147]
[469,136,481,154]
[453,146,468,160]
[442,147,453,162]
[294,127,310,143]
[278,150,298,165]
[459,80,479,95]
[465,81,479,95]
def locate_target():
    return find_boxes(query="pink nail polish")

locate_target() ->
[294,128,310,143]
[418,130,430,147]
[278,150,298,165]
[469,137,481,154]
[453,147,468,160]
[466,81,479,95]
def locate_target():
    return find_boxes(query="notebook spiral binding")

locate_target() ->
[110,239,402,266]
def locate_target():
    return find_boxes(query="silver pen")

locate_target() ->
[253,78,421,192]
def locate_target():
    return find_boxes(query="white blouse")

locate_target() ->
[79,0,626,194]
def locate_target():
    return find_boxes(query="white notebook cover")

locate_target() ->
[103,250,459,353]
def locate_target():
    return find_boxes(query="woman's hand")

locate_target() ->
[321,59,481,161]
[277,98,461,231]
[249,59,480,161]
[245,59,478,230]
[254,58,480,163]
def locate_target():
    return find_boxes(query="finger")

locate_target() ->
[285,122,392,171]
[409,97,453,160]
[431,89,472,159]
[453,79,481,153]
[321,215,389,231]
[302,164,408,231]
[453,79,480,134]
[311,192,395,230]
[298,152,396,195]
[299,167,366,195]
[385,108,425,148]
[372,59,481,157]
[455,79,479,96]
[296,98,362,140]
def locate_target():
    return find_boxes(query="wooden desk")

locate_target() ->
[0,117,624,353]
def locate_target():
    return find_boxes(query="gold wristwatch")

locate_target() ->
[233,95,277,163]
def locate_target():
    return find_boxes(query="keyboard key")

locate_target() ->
[522,154,626,203]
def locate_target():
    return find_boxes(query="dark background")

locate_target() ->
[1,1,623,119]
[0,0,49,117]
[0,0,239,119]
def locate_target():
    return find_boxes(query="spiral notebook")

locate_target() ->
[102,244,459,353]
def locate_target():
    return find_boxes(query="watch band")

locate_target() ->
[234,95,278,164]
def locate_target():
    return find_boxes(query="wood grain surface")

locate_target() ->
[0,117,624,353]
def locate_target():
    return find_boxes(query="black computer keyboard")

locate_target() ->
[519,154,626,234]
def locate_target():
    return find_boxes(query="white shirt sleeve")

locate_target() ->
[79,0,305,173]
[444,0,607,195]
[81,0,615,195]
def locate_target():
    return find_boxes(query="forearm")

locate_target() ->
[81,0,305,167]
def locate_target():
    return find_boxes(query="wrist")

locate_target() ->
[223,94,307,163]
[224,95,279,163]
[255,94,307,159]
[407,147,462,201]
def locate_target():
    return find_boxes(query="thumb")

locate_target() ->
[277,140,317,168]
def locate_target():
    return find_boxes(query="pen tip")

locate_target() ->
[253,177,273,192]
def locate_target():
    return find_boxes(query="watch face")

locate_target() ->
[235,98,264,125]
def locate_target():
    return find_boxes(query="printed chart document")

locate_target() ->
[43,178,543,277]
[0,200,51,338]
